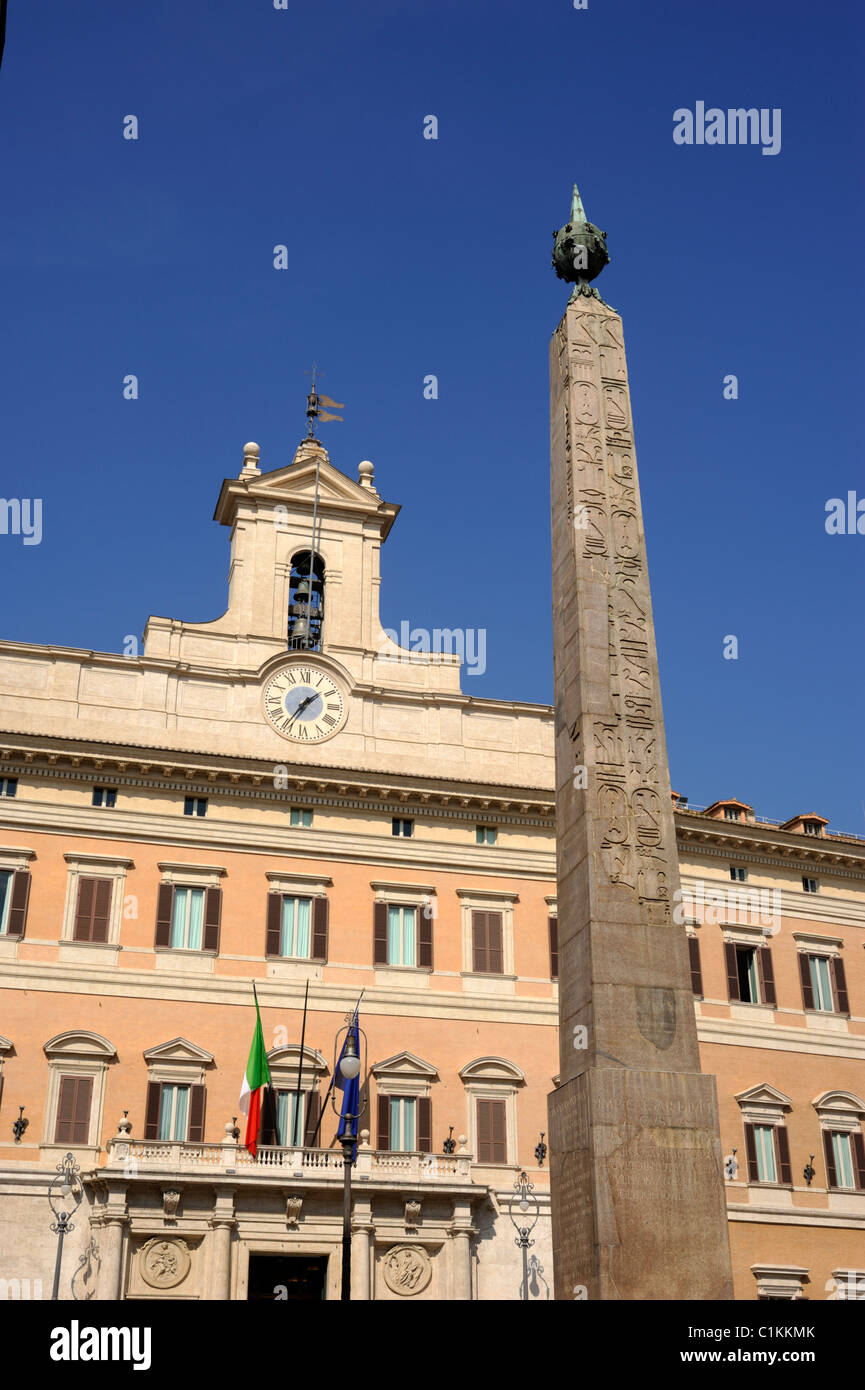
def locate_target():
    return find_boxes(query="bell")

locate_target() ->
[295,578,311,599]
[291,617,310,643]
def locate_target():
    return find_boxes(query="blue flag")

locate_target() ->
[336,1011,360,1162]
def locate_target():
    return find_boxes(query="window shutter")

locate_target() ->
[416,1097,432,1154]
[548,916,558,980]
[776,1126,792,1184]
[758,947,776,1007]
[258,1085,279,1147]
[823,1130,838,1188]
[304,1090,321,1147]
[143,1081,162,1140]
[312,897,328,961]
[418,907,433,969]
[155,883,174,947]
[744,1122,759,1181]
[74,877,96,942]
[373,902,388,965]
[266,892,282,956]
[55,1076,77,1143]
[724,942,740,1001]
[203,887,222,953]
[798,953,815,1009]
[491,1100,506,1163]
[472,911,487,973]
[188,1084,206,1143]
[7,870,31,938]
[91,877,112,943]
[852,1130,865,1190]
[377,1094,390,1150]
[487,913,503,975]
[687,936,703,997]
[831,956,850,1015]
[477,1099,492,1162]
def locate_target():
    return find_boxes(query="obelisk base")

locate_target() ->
[548,1069,734,1300]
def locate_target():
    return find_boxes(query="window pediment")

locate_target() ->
[143,1037,214,1066]
[44,1030,117,1060]
[267,1044,329,1086]
[735,1083,791,1124]
[813,1090,865,1127]
[459,1056,525,1085]
[372,1051,438,1081]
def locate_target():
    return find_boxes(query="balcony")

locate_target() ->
[104,1133,475,1189]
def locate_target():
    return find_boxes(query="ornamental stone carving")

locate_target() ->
[382,1244,432,1296]
[138,1237,191,1290]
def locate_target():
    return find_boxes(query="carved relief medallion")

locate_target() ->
[138,1237,191,1290]
[382,1244,432,1296]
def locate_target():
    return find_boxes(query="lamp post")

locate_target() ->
[48,1152,83,1301]
[507,1170,539,1302]
[331,1015,366,1301]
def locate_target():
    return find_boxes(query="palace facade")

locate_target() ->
[0,438,862,1300]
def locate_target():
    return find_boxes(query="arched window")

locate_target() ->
[288,551,325,651]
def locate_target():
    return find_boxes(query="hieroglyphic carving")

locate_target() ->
[560,301,674,921]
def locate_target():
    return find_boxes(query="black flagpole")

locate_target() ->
[308,990,364,1148]
[293,981,309,1145]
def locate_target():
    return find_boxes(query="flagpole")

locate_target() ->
[294,981,309,1146]
[308,991,364,1148]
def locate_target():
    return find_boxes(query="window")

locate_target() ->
[290,808,313,828]
[155,881,222,953]
[92,787,117,808]
[376,1092,432,1153]
[275,1090,311,1147]
[0,866,30,938]
[280,896,311,958]
[54,1076,94,1144]
[392,818,413,838]
[389,1097,415,1150]
[744,1122,791,1185]
[373,890,433,971]
[725,942,776,1005]
[724,807,741,822]
[471,910,504,974]
[549,915,558,981]
[0,871,12,934]
[387,904,417,966]
[144,1076,206,1143]
[730,866,747,882]
[158,1083,190,1141]
[476,1099,507,1164]
[803,821,821,836]
[43,1031,116,1149]
[171,887,205,949]
[0,778,17,797]
[72,877,113,943]
[802,877,818,894]
[476,826,497,846]
[824,1130,865,1191]
[184,797,207,818]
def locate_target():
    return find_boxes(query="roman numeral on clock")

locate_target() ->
[321,713,337,728]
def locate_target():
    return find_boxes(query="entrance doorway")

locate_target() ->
[247,1254,328,1301]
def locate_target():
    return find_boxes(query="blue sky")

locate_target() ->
[0,0,863,830]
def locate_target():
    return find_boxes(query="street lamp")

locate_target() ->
[331,1015,366,1302]
[48,1152,83,1301]
[507,1170,540,1302]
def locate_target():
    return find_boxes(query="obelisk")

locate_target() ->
[546,186,733,1300]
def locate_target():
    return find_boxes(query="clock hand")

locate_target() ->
[285,694,315,729]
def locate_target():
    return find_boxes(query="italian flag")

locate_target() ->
[239,996,272,1157]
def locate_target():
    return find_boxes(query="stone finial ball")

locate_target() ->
[243,442,260,457]
[358,459,374,478]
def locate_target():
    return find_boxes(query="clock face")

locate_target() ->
[263,664,346,742]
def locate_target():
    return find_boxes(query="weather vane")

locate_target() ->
[304,363,345,439]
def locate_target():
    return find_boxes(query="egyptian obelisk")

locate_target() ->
[546,186,733,1300]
